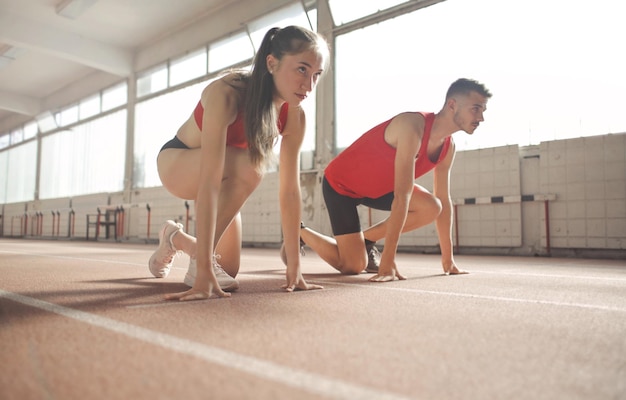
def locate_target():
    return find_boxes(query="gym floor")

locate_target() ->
[1,238,624,400]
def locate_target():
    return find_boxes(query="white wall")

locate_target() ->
[539,134,626,251]
[2,133,624,259]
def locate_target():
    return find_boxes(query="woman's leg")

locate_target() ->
[214,213,242,278]
[155,146,260,279]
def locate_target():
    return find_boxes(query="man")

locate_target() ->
[291,78,491,281]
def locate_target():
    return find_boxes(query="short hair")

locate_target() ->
[445,78,492,100]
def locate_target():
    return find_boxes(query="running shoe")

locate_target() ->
[184,255,239,292]
[365,242,380,273]
[148,220,183,278]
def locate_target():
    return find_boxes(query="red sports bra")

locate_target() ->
[193,101,289,148]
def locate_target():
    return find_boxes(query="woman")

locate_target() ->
[149,26,329,301]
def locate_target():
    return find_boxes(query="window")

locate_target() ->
[36,112,59,133]
[102,82,127,111]
[58,104,79,127]
[328,0,409,25]
[0,151,7,201]
[9,128,23,145]
[334,0,626,151]
[1,141,37,203]
[208,32,253,73]
[23,122,38,140]
[79,95,101,119]
[137,64,168,97]
[0,134,9,149]
[248,2,312,50]
[170,48,208,86]
[39,111,127,199]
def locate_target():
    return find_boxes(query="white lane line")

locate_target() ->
[0,289,411,400]
[0,249,145,267]
[461,269,626,282]
[303,280,626,313]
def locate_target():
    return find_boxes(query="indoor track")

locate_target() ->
[1,238,624,400]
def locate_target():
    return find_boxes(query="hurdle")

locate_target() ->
[86,202,151,241]
[11,215,25,237]
[453,194,556,254]
[24,208,75,238]
[115,202,152,240]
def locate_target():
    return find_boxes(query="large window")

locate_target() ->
[170,48,208,87]
[248,2,313,48]
[137,64,168,98]
[0,141,37,203]
[79,95,101,120]
[102,82,128,112]
[334,0,625,150]
[39,111,127,199]
[208,33,253,73]
[328,0,409,25]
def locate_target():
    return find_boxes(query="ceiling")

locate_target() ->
[0,0,252,132]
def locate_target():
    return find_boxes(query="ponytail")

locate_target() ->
[244,27,280,170]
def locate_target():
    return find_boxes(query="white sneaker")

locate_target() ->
[148,220,183,278]
[184,255,239,292]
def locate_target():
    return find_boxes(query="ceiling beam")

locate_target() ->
[0,90,41,116]
[0,11,133,76]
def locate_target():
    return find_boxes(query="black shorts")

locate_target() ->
[322,176,394,236]
[159,136,190,153]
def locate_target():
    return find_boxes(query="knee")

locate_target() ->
[336,257,366,275]
[416,193,442,222]
[236,168,262,190]
[338,265,363,275]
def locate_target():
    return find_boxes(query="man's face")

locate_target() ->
[452,91,488,134]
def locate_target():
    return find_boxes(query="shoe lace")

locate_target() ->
[160,224,182,264]
[298,236,307,256]
[160,249,180,264]
[212,254,227,274]
[368,246,380,263]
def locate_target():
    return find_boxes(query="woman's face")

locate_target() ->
[268,48,325,106]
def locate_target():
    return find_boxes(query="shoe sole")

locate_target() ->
[148,223,177,278]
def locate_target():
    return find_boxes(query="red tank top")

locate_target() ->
[325,112,451,199]
[193,101,289,148]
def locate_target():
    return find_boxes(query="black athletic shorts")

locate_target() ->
[159,135,190,153]
[322,175,394,236]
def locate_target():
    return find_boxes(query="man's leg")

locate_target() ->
[362,184,442,241]
[299,227,368,275]
[295,176,368,275]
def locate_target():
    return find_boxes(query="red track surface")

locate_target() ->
[1,239,625,400]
